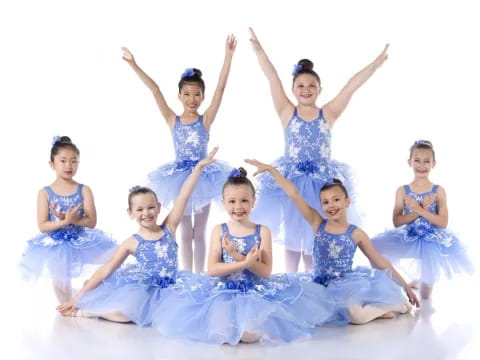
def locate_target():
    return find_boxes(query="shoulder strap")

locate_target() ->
[318,220,327,232]
[44,186,54,199]
[132,234,143,242]
[346,224,357,236]
[432,185,439,194]
[77,183,84,195]
[293,107,298,117]
[403,184,410,195]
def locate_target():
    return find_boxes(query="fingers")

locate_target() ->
[208,146,219,159]
[248,27,257,40]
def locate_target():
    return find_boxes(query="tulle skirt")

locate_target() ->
[20,226,117,281]
[148,160,232,214]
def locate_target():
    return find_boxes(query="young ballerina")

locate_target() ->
[246,159,419,324]
[19,136,117,303]
[371,140,473,299]
[121,35,236,273]
[151,168,336,344]
[56,149,218,325]
[249,28,389,272]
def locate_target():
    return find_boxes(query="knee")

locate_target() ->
[348,305,369,325]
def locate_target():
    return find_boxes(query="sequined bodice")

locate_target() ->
[133,227,178,279]
[403,185,439,236]
[284,108,331,162]
[312,221,357,285]
[172,115,209,161]
[221,223,261,281]
[44,184,85,222]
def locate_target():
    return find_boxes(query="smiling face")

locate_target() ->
[178,83,204,113]
[320,186,350,221]
[49,147,79,180]
[408,148,436,179]
[222,184,255,221]
[292,73,321,106]
[128,192,161,229]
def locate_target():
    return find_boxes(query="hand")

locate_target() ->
[49,201,65,220]
[225,34,237,57]
[221,233,237,256]
[372,44,389,68]
[121,47,136,65]
[404,196,422,213]
[64,203,83,225]
[421,194,436,209]
[244,159,272,176]
[244,246,259,268]
[405,285,420,308]
[197,147,218,168]
[248,27,263,53]
[56,297,78,315]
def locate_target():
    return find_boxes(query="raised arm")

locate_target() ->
[354,228,420,307]
[203,35,237,131]
[121,47,176,127]
[245,159,323,231]
[56,238,135,313]
[208,225,261,277]
[163,147,218,233]
[404,187,448,228]
[393,186,419,227]
[249,28,294,126]
[323,44,389,127]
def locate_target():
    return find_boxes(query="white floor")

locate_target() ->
[2,275,478,360]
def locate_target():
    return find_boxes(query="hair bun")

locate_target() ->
[297,59,314,71]
[192,68,203,78]
[60,136,72,143]
[238,167,247,177]
[332,178,343,185]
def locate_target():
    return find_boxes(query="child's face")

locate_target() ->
[408,149,436,178]
[222,185,255,221]
[50,147,79,180]
[128,193,161,228]
[320,187,350,220]
[292,74,321,106]
[178,83,204,112]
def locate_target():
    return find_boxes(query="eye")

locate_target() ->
[229,200,235,203]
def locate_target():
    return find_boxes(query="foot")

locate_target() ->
[378,311,396,319]
[399,302,413,314]
[240,330,261,343]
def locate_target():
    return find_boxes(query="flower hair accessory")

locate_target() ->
[228,168,242,179]
[129,185,141,193]
[292,64,303,76]
[414,139,431,146]
[181,68,195,79]
[51,136,61,146]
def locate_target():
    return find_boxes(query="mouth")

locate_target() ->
[232,211,246,217]
[141,216,154,222]
[327,209,340,216]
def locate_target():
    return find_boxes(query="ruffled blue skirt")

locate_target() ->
[148,160,232,214]
[151,273,337,344]
[20,226,117,281]
[371,226,473,285]
[252,157,360,254]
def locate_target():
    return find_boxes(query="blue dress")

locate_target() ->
[148,115,232,214]
[306,221,407,324]
[252,108,360,255]
[151,223,336,344]
[371,185,473,285]
[77,226,185,326]
[19,184,117,281]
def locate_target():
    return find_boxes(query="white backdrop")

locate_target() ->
[1,0,478,276]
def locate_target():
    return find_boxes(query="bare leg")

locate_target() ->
[285,249,301,273]
[64,309,131,323]
[348,303,412,325]
[192,205,210,273]
[420,283,433,300]
[180,214,194,271]
[52,280,73,303]
[240,330,261,343]
[302,253,313,272]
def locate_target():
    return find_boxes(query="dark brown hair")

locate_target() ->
[409,140,435,161]
[50,136,80,162]
[320,179,349,198]
[222,167,256,197]
[292,59,321,85]
[178,68,205,94]
[128,186,159,209]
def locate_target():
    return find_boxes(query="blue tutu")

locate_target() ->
[252,109,361,255]
[148,115,232,214]
[19,184,116,281]
[151,224,337,344]
[372,185,473,285]
[77,228,184,326]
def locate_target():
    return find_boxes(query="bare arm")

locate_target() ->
[203,35,237,131]
[405,187,448,228]
[71,185,96,228]
[393,187,420,227]
[323,44,389,127]
[163,147,218,234]
[221,226,273,277]
[121,47,176,127]
[245,159,323,231]
[37,189,83,232]
[355,228,420,307]
[249,28,294,126]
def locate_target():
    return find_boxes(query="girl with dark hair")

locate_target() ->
[249,27,388,272]
[20,136,117,303]
[121,35,236,273]
[372,140,473,299]
[246,158,419,325]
